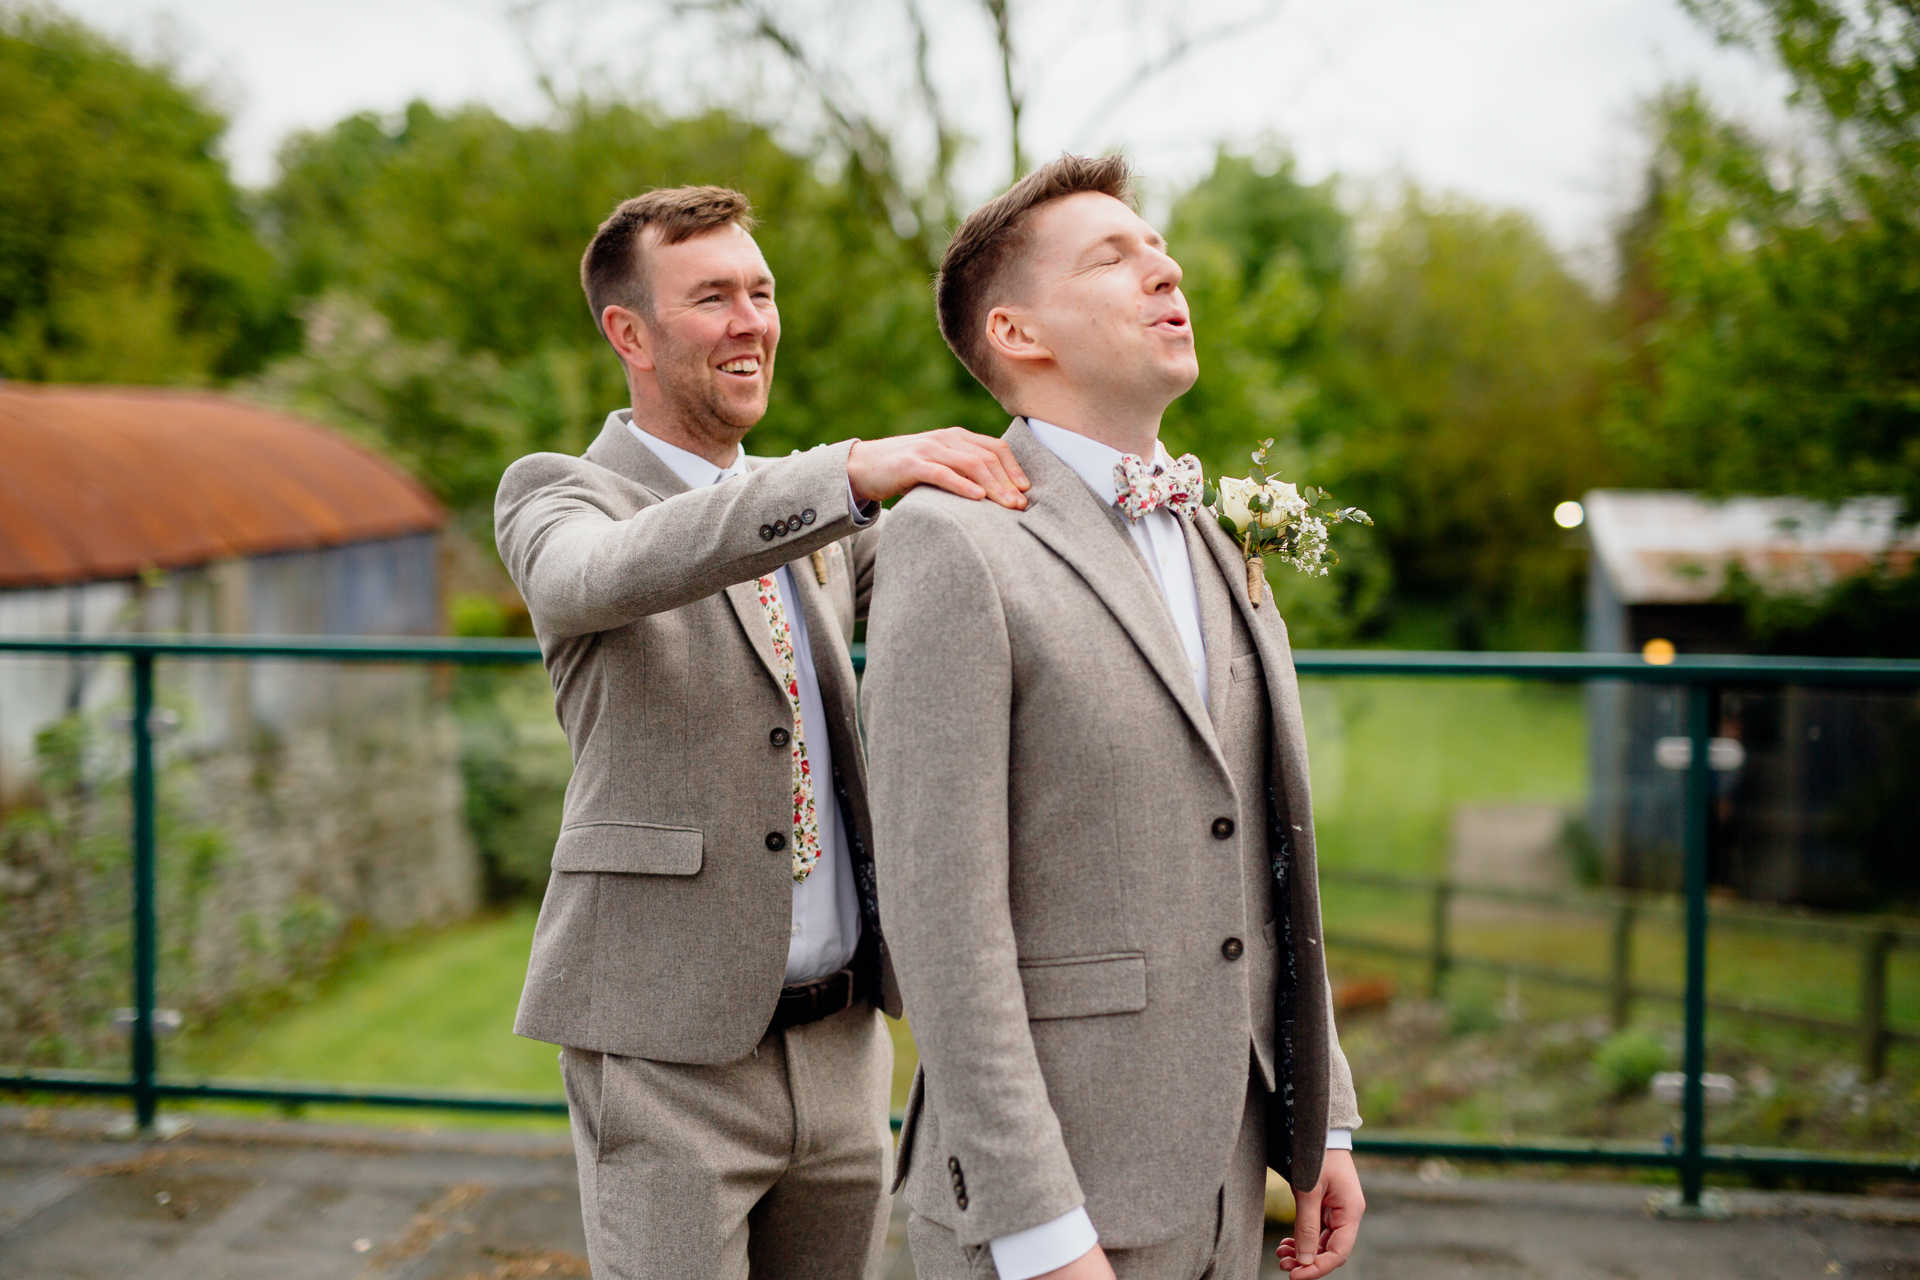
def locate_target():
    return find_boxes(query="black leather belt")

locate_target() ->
[770,967,858,1033]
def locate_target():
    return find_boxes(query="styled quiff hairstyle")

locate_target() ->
[935,154,1135,396]
[580,186,758,335]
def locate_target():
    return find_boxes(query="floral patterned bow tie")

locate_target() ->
[1113,452,1205,521]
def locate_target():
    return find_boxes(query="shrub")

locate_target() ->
[1594,1029,1668,1097]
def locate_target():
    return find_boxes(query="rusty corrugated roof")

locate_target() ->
[1584,490,1918,605]
[0,385,446,589]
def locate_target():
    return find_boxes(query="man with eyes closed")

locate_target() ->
[494,185,1030,1280]
[863,156,1366,1280]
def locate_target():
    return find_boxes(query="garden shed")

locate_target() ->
[1582,490,1920,908]
[0,385,479,1065]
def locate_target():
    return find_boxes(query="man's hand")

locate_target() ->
[1035,1243,1115,1280]
[1277,1149,1364,1278]
[847,427,1030,509]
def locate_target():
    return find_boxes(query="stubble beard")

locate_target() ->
[650,324,770,446]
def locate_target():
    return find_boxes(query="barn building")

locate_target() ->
[0,385,479,1060]
[1582,490,1919,908]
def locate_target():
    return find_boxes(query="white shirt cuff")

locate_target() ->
[989,1206,1098,1280]
[1326,1128,1353,1151]
[846,477,878,525]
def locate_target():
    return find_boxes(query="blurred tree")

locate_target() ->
[1159,150,1389,645]
[258,99,1000,519]
[0,9,288,382]
[1616,1,1920,515]
[1315,190,1612,649]
[1163,157,1610,649]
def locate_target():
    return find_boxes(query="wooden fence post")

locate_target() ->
[1860,929,1895,1082]
[1610,899,1636,1030]
[1428,881,1453,1000]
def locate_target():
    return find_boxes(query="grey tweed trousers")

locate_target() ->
[560,1001,894,1280]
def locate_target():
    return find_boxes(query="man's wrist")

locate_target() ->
[989,1206,1098,1280]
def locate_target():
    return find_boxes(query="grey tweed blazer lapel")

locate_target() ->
[1007,421,1224,765]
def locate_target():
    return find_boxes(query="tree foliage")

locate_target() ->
[1618,2,1920,516]
[0,8,287,382]
[1165,155,1612,648]
[257,99,999,518]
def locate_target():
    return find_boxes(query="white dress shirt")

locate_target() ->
[999,419,1349,1280]
[622,413,862,985]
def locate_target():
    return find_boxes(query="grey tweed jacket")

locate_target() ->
[495,416,899,1064]
[862,420,1359,1251]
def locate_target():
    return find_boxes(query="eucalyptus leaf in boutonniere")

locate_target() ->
[1201,439,1373,607]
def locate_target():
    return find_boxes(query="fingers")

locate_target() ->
[1291,1187,1324,1274]
[942,426,1031,493]
[923,430,1026,509]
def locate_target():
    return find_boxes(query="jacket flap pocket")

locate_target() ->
[1018,951,1147,1020]
[552,823,703,875]
[1230,652,1264,684]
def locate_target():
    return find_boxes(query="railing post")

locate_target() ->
[1428,880,1453,1000]
[1860,929,1894,1083]
[1609,897,1636,1030]
[130,652,159,1134]
[1668,680,1716,1214]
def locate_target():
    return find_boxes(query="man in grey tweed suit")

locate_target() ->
[494,186,1030,1279]
[863,156,1367,1280]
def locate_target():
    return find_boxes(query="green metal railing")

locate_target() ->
[3,635,1919,1211]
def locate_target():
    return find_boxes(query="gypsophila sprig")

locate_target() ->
[1201,439,1373,606]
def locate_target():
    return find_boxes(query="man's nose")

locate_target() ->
[729,298,772,337]
[1145,248,1183,292]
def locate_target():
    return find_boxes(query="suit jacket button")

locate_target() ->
[956,1193,969,1210]
[1221,937,1245,961]
[773,519,789,536]
[801,508,817,525]
[770,727,791,747]
[759,524,776,541]
[766,832,787,852]
[1212,817,1235,840]
[788,512,803,529]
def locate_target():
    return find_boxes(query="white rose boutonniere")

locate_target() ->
[1202,440,1372,606]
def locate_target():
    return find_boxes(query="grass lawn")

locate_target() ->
[168,904,925,1126]
[1300,676,1588,876]
[154,675,1913,1164]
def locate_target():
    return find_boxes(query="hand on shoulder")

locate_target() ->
[847,427,1030,510]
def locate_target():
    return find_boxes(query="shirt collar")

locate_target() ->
[616,410,747,488]
[1023,417,1174,508]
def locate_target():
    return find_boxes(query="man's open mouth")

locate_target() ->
[718,357,762,377]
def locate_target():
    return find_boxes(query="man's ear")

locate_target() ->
[601,304,657,373]
[985,305,1053,369]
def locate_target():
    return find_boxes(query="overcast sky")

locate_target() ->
[60,0,1790,258]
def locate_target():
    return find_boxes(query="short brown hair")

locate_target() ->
[935,154,1134,395]
[581,186,758,334]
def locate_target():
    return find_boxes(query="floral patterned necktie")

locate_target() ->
[1113,452,1205,521]
[756,573,823,883]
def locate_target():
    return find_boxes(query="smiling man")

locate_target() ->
[863,156,1365,1280]
[494,186,1030,1280]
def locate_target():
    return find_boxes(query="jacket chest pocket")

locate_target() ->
[1018,951,1147,1020]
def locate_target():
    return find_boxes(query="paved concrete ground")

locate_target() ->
[4,1106,1918,1279]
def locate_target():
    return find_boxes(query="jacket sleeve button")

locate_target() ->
[773,519,789,536]
[1212,817,1236,840]
[801,508,817,525]
[770,727,791,747]
[759,524,776,541]
[766,832,788,852]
